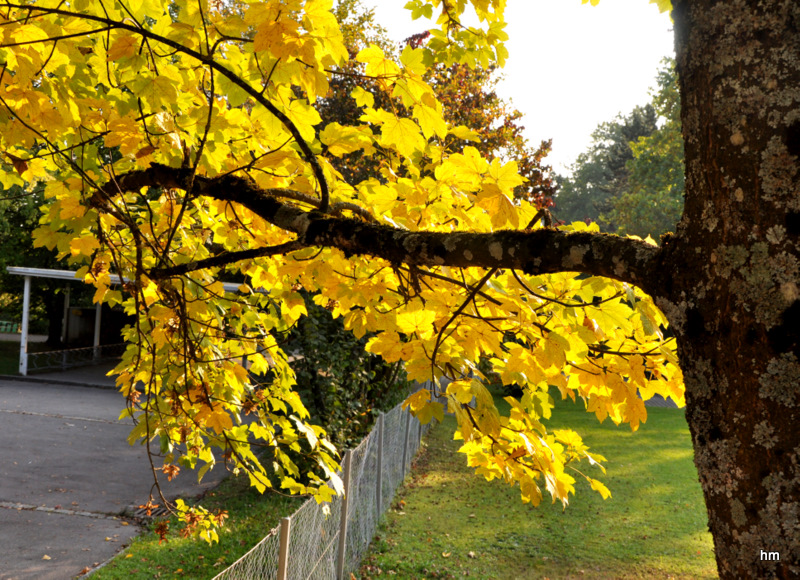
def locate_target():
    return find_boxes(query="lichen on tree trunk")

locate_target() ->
[663,1,800,577]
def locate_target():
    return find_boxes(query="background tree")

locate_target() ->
[0,182,70,343]
[555,58,684,239]
[604,59,684,237]
[320,0,556,205]
[554,105,657,227]
[0,0,797,577]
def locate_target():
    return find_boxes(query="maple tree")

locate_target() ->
[0,0,798,577]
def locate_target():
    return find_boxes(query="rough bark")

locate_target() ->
[94,163,665,295]
[661,1,800,577]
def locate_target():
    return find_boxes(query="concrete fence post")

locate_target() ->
[376,413,384,516]
[277,516,291,580]
[401,408,412,475]
[60,285,70,344]
[336,450,353,580]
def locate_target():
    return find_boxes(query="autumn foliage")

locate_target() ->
[0,0,679,540]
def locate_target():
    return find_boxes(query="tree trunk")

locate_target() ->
[662,1,800,577]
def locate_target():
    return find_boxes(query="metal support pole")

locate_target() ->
[376,413,384,516]
[93,301,102,361]
[18,275,30,376]
[277,516,291,580]
[401,408,412,475]
[336,450,353,580]
[60,285,70,344]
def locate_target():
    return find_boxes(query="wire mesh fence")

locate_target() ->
[214,382,437,580]
[25,343,126,373]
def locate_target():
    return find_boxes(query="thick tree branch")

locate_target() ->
[94,164,667,298]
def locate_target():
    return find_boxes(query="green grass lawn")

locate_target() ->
[88,388,717,579]
[357,392,717,579]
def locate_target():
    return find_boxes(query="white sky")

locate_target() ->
[366,0,675,173]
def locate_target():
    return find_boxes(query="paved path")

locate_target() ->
[0,370,229,580]
[2,364,121,389]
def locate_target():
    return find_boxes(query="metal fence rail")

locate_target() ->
[26,343,126,373]
[214,383,436,580]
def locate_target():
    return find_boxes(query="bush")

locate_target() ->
[285,295,411,449]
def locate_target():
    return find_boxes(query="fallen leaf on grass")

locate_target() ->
[468,551,476,558]
[442,552,451,558]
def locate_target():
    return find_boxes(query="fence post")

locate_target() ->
[376,413,384,516]
[277,516,291,580]
[336,450,353,580]
[401,408,412,475]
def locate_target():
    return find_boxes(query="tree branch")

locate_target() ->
[149,242,303,280]
[94,164,667,297]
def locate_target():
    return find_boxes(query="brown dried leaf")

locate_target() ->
[135,145,157,159]
[5,152,28,175]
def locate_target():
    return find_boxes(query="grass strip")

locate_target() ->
[0,340,52,374]
[91,388,717,579]
[357,391,717,579]
[91,474,304,579]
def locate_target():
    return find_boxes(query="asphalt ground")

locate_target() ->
[0,369,230,580]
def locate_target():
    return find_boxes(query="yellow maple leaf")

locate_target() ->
[396,307,436,339]
[206,410,233,434]
[357,45,401,78]
[446,380,474,404]
[351,86,374,108]
[476,190,518,229]
[107,35,138,61]
[589,477,612,499]
[380,117,426,159]
[414,103,447,140]
[58,196,86,220]
[69,234,99,258]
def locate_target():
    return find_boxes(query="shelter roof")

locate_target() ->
[6,267,242,293]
